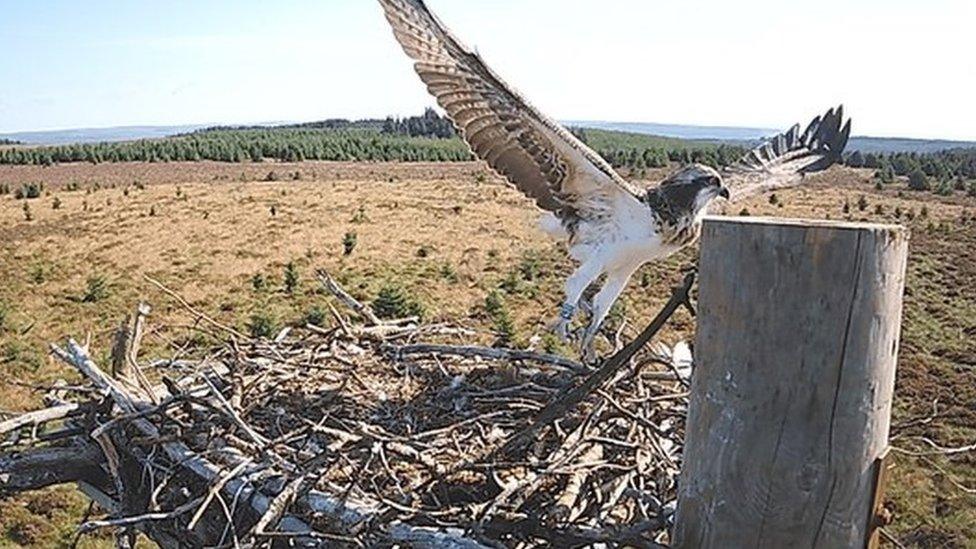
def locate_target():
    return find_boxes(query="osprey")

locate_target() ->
[379,0,851,358]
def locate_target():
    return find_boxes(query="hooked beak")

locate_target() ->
[718,186,730,200]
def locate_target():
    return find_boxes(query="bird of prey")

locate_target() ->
[378,0,851,358]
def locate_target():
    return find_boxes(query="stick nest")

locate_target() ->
[1,272,690,548]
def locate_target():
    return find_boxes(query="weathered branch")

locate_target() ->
[317,269,382,326]
[0,443,108,496]
[0,402,83,436]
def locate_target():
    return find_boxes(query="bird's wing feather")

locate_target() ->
[723,105,852,201]
[378,0,642,218]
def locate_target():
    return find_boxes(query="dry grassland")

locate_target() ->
[0,162,973,547]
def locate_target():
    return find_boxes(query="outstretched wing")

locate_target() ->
[378,0,642,219]
[724,106,852,201]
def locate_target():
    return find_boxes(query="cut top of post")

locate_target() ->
[703,215,908,238]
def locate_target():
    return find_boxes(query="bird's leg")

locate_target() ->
[553,260,603,341]
[581,266,638,363]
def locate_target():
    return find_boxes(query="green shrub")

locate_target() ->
[908,169,930,191]
[14,182,42,200]
[2,340,42,372]
[372,284,425,320]
[439,262,459,283]
[82,276,109,303]
[874,165,895,184]
[484,290,505,318]
[343,232,357,256]
[492,308,516,345]
[304,306,327,327]
[857,195,869,211]
[248,312,278,338]
[499,269,523,295]
[283,262,299,294]
[52,196,62,210]
[251,273,267,292]
[640,270,653,288]
[29,264,46,285]
[518,252,543,281]
[22,202,32,221]
[934,180,954,197]
[484,290,515,345]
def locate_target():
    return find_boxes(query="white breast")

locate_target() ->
[568,194,675,270]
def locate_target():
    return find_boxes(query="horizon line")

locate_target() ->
[2,117,975,145]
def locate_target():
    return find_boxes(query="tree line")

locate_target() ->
[2,110,973,197]
[0,128,472,165]
[845,149,976,179]
[845,148,976,195]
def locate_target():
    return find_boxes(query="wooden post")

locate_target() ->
[673,217,909,549]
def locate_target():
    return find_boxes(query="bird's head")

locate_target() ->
[660,164,730,214]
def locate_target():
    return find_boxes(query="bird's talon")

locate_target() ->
[551,319,572,342]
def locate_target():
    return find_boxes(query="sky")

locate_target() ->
[1,0,974,140]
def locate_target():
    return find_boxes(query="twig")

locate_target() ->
[389,343,588,374]
[251,475,305,538]
[143,275,249,340]
[78,496,204,534]
[494,271,696,459]
[186,458,253,531]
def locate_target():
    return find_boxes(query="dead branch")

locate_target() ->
[0,443,108,496]
[0,402,83,436]
[317,269,382,326]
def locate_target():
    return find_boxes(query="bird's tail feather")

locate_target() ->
[539,213,569,240]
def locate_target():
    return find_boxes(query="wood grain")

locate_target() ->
[673,216,909,548]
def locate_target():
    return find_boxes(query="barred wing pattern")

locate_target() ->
[378,0,642,220]
[724,106,852,201]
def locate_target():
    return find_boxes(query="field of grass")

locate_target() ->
[1,161,974,547]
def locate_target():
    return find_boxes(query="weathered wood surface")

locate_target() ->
[0,443,108,496]
[673,217,909,548]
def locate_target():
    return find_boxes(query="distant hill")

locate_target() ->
[566,120,775,143]
[843,136,976,155]
[0,124,213,145]
[2,117,974,154]
[570,120,976,154]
